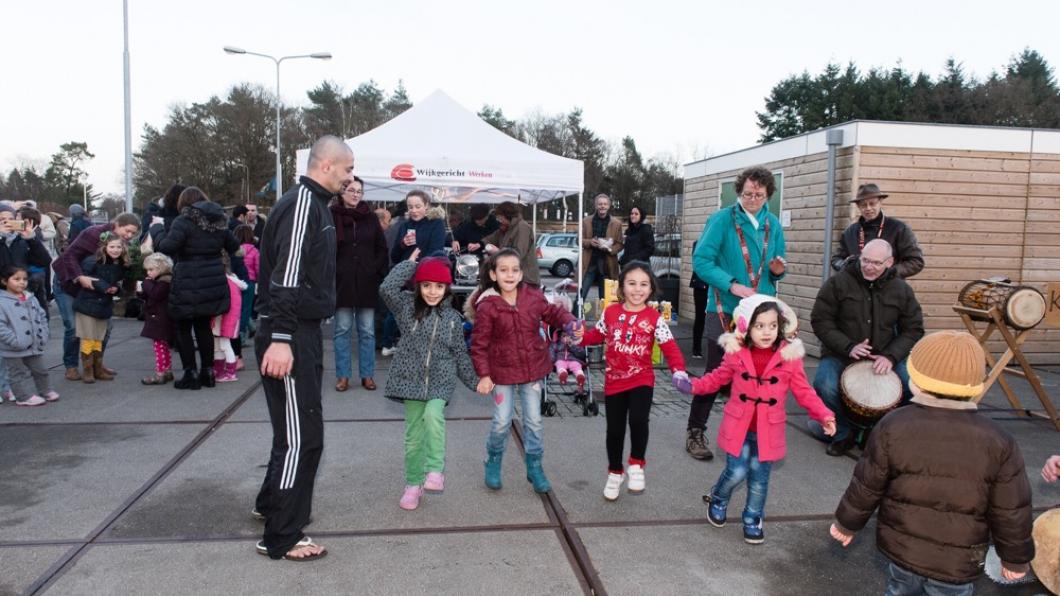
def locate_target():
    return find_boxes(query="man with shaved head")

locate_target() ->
[254,135,353,561]
[811,239,924,456]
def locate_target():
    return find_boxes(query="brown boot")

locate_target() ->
[81,353,96,384]
[92,351,115,381]
[65,367,81,381]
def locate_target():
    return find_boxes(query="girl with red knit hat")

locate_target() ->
[675,293,836,545]
[380,248,482,511]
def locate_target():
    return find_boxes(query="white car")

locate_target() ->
[536,233,579,277]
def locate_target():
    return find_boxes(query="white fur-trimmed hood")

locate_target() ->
[718,333,805,361]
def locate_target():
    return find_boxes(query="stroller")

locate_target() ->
[541,282,598,417]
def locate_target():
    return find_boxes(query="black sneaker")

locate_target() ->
[743,517,765,544]
[826,435,856,457]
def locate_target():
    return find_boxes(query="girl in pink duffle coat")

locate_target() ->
[675,294,836,545]
[211,269,247,383]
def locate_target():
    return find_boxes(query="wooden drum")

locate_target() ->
[840,360,902,429]
[957,279,1047,330]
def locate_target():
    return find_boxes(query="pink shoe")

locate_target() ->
[558,370,568,385]
[576,373,586,390]
[399,485,423,510]
[424,472,445,493]
[16,395,46,407]
[43,391,60,402]
[217,361,238,383]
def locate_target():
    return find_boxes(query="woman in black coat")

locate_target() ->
[330,177,388,392]
[150,187,239,390]
[619,206,654,266]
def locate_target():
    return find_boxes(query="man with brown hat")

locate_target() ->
[830,330,1034,594]
[831,183,924,279]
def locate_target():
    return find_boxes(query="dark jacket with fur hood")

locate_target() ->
[150,201,240,320]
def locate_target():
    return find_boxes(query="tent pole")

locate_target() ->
[577,191,583,318]
[532,198,537,236]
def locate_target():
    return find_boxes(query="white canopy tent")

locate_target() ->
[295,90,583,205]
[296,89,591,305]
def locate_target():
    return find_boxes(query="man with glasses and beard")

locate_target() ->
[831,184,924,279]
[811,239,924,457]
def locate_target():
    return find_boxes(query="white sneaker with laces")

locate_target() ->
[603,473,624,501]
[627,465,645,493]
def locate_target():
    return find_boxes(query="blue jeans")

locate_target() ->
[53,277,112,369]
[380,308,398,350]
[884,562,973,596]
[579,265,606,300]
[813,356,912,441]
[333,307,375,379]
[486,381,544,456]
[710,432,772,524]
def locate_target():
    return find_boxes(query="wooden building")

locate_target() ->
[681,120,1060,364]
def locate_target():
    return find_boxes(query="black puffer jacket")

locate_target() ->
[73,255,126,320]
[835,396,1034,584]
[151,201,240,320]
[811,260,924,365]
[619,222,654,266]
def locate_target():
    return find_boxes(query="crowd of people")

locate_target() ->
[2,136,1050,592]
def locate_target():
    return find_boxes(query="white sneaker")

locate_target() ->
[603,473,624,501]
[381,347,398,357]
[627,465,645,493]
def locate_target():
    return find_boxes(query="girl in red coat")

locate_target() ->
[676,294,836,544]
[469,249,580,494]
[581,262,688,501]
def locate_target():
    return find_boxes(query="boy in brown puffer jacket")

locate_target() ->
[829,330,1034,594]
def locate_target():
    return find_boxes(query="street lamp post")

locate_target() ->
[223,46,331,199]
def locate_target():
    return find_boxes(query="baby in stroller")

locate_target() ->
[545,291,587,391]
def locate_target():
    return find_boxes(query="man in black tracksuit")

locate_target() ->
[254,135,353,561]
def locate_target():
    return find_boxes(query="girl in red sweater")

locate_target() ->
[469,249,580,494]
[674,294,836,544]
[581,262,688,501]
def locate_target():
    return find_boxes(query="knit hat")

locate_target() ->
[906,331,985,399]
[69,204,85,217]
[0,202,15,215]
[719,293,802,359]
[412,257,452,285]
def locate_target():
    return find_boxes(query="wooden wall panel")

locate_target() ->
[682,145,1060,365]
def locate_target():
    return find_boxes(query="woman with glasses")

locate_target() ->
[331,176,389,392]
[685,166,787,461]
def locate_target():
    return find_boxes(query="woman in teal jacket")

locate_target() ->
[684,166,787,461]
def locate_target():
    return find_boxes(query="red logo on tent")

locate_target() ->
[391,164,416,182]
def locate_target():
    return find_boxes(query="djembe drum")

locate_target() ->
[1032,508,1060,595]
[840,360,903,429]
[957,279,1046,330]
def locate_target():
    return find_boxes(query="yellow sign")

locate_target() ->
[1046,282,1060,328]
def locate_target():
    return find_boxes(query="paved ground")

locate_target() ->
[1,313,1058,595]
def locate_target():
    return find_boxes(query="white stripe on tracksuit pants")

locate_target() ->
[254,318,324,558]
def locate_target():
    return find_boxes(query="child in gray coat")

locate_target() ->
[0,265,57,406]
[381,248,481,511]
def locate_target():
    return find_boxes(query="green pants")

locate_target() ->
[404,399,447,486]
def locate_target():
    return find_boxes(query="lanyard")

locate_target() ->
[858,214,885,251]
[713,208,770,325]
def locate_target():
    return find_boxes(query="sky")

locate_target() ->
[2,0,1058,195]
